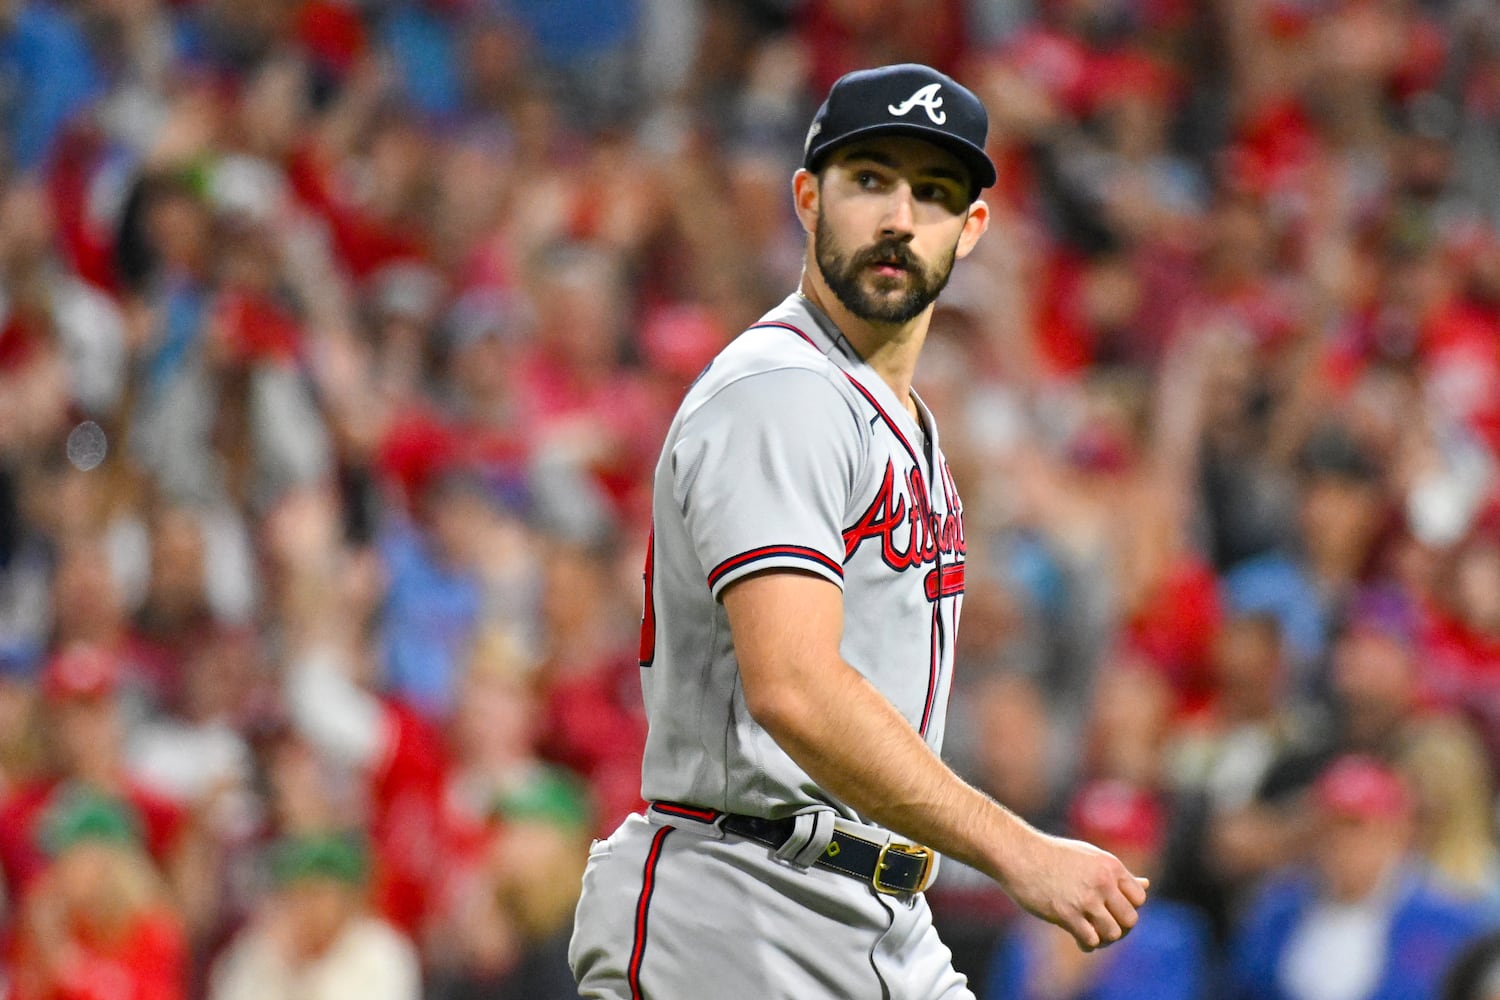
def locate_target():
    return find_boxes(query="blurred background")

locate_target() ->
[3,0,1500,997]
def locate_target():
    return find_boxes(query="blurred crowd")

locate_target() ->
[4,0,1500,997]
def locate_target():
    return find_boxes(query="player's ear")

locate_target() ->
[954,197,990,261]
[792,168,819,235]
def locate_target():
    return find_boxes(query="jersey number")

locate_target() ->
[638,527,656,667]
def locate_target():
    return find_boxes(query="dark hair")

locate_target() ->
[1297,424,1382,484]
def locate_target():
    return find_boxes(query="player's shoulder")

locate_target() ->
[680,300,858,416]
[696,329,836,391]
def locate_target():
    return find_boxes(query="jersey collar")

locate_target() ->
[773,293,941,467]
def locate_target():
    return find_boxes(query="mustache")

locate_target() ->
[852,239,921,272]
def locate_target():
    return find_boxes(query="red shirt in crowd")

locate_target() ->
[366,700,450,935]
[537,655,647,839]
[5,909,187,1000]
[0,782,185,903]
[286,145,426,281]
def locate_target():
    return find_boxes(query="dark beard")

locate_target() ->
[815,214,957,324]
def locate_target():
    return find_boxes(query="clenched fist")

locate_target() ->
[997,828,1150,952]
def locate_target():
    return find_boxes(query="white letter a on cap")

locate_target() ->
[888,83,946,125]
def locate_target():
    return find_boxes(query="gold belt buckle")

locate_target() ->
[873,841,935,895]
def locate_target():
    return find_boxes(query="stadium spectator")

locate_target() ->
[1221,425,1393,700]
[1423,536,1500,767]
[1163,612,1324,936]
[4,788,188,1000]
[0,645,192,910]
[428,767,592,1000]
[206,833,419,1000]
[1082,654,1175,790]
[533,540,646,838]
[376,467,496,719]
[276,495,449,936]
[1229,755,1491,1000]
[423,629,544,991]
[124,629,263,945]
[1398,716,1500,909]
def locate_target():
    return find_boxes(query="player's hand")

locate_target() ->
[998,829,1149,952]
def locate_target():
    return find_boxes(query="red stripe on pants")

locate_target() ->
[628,826,674,998]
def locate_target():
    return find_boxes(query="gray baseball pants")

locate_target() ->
[570,810,975,1000]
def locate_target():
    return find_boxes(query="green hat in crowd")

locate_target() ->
[491,766,593,832]
[40,788,142,857]
[269,832,370,888]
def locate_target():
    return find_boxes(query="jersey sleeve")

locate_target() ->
[672,367,865,599]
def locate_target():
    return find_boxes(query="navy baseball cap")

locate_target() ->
[803,64,997,198]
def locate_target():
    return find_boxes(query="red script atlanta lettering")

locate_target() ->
[843,461,965,572]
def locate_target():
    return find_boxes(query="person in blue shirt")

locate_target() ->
[1229,754,1496,1000]
[1220,423,1388,705]
[0,2,103,170]
[379,465,521,719]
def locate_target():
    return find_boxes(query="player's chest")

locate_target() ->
[840,445,965,601]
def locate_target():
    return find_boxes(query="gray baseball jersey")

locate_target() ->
[571,292,974,1000]
[638,290,966,823]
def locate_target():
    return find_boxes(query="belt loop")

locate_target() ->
[774,809,835,871]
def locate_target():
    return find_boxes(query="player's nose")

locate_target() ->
[879,183,916,239]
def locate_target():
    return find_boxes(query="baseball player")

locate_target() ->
[570,64,1149,1000]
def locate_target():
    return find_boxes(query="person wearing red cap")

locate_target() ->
[0,644,188,913]
[983,780,1212,1000]
[1228,755,1492,1000]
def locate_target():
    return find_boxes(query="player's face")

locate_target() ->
[812,137,974,325]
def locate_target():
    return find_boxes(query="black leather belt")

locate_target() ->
[653,802,935,895]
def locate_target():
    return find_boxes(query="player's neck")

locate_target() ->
[798,273,928,423]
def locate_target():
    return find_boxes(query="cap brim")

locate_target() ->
[806,122,997,195]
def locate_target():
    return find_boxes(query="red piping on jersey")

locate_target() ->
[652,801,722,823]
[748,321,925,471]
[707,545,844,590]
[924,563,966,601]
[628,825,674,999]
[920,601,941,735]
[840,376,926,472]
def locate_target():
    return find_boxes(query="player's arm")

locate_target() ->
[722,570,1148,951]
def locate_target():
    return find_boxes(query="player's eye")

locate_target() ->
[856,170,884,189]
[916,183,960,206]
